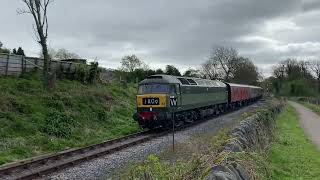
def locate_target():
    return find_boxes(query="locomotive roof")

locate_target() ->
[139,74,227,88]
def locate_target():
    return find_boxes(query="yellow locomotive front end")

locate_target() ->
[136,94,167,108]
[133,83,175,128]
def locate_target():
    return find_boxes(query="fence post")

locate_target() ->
[60,62,63,72]
[35,58,38,71]
[21,56,25,75]
[5,54,9,75]
[68,63,72,76]
[24,56,27,72]
[48,59,51,72]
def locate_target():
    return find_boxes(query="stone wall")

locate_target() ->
[206,101,284,180]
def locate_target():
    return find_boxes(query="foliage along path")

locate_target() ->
[290,101,320,149]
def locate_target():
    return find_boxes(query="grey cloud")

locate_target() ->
[1,0,320,76]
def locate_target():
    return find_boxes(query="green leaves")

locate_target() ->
[43,111,75,138]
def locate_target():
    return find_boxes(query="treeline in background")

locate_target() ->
[265,59,320,97]
[117,46,261,86]
[2,40,262,87]
[3,38,320,97]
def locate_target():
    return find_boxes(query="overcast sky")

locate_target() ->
[1,0,320,77]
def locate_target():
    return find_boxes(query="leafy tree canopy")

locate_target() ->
[155,68,164,74]
[231,57,260,85]
[183,68,201,78]
[40,48,81,60]
[120,54,143,72]
[165,65,181,76]
[0,41,10,54]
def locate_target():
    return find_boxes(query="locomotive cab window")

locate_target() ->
[138,84,169,94]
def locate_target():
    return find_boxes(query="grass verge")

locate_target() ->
[0,73,140,165]
[119,128,230,179]
[266,105,320,179]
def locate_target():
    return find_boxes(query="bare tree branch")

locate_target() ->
[20,0,53,90]
[206,46,238,81]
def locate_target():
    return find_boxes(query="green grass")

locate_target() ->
[119,128,231,179]
[267,105,320,180]
[0,73,140,165]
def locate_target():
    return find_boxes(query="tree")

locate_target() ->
[17,47,25,56]
[271,58,314,96]
[200,59,220,79]
[155,68,164,74]
[165,65,181,76]
[274,59,312,80]
[0,41,10,54]
[208,46,238,81]
[39,48,80,60]
[20,0,53,90]
[120,54,143,72]
[231,57,260,85]
[54,48,80,60]
[39,47,54,59]
[12,48,17,54]
[309,60,320,92]
[183,68,201,78]
[12,47,26,56]
[146,69,156,76]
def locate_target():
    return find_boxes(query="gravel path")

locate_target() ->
[290,101,320,150]
[44,101,263,180]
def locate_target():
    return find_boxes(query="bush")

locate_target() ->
[74,64,88,83]
[43,111,75,138]
[129,154,169,179]
[280,80,316,97]
[87,62,99,84]
[96,108,109,122]
[43,94,65,111]
[65,63,101,84]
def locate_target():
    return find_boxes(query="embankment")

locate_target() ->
[206,100,284,180]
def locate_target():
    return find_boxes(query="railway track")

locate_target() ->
[0,130,167,180]
[0,101,262,180]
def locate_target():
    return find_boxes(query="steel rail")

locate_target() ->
[0,130,162,180]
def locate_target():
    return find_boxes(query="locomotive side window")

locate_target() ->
[186,79,197,85]
[169,85,176,94]
[175,84,181,94]
[177,78,190,85]
[138,84,169,94]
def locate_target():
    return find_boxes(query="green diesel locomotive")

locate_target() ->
[133,74,262,129]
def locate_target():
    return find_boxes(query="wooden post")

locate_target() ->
[24,56,27,72]
[60,62,63,72]
[69,63,72,72]
[21,56,25,74]
[48,59,52,72]
[5,54,9,75]
[35,58,38,71]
